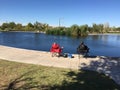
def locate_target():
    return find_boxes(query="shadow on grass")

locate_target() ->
[52,70,120,90]
[1,70,120,90]
[80,56,120,85]
[1,57,120,90]
[2,69,38,90]
[1,68,55,90]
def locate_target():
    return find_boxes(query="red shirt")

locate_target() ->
[50,43,62,53]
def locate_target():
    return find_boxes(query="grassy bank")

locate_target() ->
[0,59,120,90]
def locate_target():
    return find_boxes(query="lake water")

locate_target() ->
[0,32,120,57]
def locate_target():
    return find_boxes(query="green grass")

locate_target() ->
[0,59,120,90]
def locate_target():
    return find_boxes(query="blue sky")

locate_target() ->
[0,0,120,27]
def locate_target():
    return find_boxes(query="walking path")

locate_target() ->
[0,45,120,85]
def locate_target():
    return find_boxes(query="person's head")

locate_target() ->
[81,41,84,45]
[53,42,58,46]
[53,42,56,44]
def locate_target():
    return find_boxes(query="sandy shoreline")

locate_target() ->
[0,45,120,85]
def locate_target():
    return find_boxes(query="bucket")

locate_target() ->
[68,54,72,58]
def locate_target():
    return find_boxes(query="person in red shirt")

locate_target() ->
[50,42,63,57]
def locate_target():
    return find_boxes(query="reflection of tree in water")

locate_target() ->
[117,35,120,40]
[91,35,100,40]
[91,35,109,42]
[34,33,41,47]
[101,35,108,44]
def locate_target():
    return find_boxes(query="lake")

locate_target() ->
[0,32,120,57]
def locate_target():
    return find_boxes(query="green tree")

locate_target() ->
[1,23,9,31]
[42,23,49,32]
[92,23,100,33]
[34,21,41,32]
[65,28,71,36]
[98,24,104,33]
[103,22,109,33]
[24,23,34,31]
[34,21,49,32]
[70,24,80,37]
[9,22,16,30]
[15,23,23,30]
[79,24,88,36]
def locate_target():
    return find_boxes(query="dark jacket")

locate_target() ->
[77,44,89,53]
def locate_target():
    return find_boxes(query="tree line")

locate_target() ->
[0,21,120,37]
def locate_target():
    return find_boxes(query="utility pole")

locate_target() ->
[59,18,64,27]
[59,18,61,27]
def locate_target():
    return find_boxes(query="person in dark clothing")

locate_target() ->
[77,42,89,56]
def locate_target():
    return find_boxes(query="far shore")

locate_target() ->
[0,30,120,35]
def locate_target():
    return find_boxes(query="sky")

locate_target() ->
[0,0,120,27]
